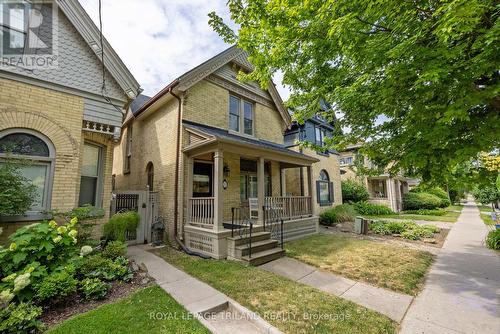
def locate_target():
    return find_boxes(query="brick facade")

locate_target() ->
[0,78,116,243]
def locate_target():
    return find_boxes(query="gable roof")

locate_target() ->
[136,46,291,126]
[57,0,141,99]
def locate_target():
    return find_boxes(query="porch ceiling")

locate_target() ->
[183,121,319,167]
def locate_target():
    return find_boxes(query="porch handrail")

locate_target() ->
[264,196,312,220]
[188,197,215,227]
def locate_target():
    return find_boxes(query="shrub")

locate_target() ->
[50,205,105,245]
[77,254,131,282]
[486,230,500,250]
[34,272,77,301]
[34,271,77,302]
[354,202,395,215]
[402,209,446,216]
[0,302,43,333]
[102,241,127,260]
[403,192,442,210]
[319,204,356,226]
[79,278,110,301]
[473,186,500,208]
[411,186,451,208]
[0,158,37,216]
[369,220,440,241]
[341,180,369,203]
[103,211,140,242]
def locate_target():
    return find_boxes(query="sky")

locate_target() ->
[79,0,291,100]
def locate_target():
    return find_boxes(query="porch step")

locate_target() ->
[241,248,285,266]
[227,231,272,246]
[235,239,278,257]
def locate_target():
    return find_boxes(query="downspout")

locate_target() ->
[170,88,210,259]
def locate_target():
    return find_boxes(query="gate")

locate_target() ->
[110,191,159,245]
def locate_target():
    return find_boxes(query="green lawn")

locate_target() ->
[447,205,464,212]
[47,286,210,334]
[478,205,494,213]
[286,234,434,295]
[363,210,460,223]
[153,247,396,334]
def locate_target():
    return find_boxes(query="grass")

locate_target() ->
[153,247,397,334]
[286,234,435,295]
[47,286,210,334]
[478,205,498,225]
[478,205,494,213]
[447,204,464,212]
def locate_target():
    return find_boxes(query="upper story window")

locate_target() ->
[124,125,132,173]
[1,1,28,51]
[229,95,254,136]
[340,156,354,166]
[0,129,55,215]
[315,126,327,147]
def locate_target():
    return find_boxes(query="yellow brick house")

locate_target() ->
[113,46,323,263]
[0,0,140,242]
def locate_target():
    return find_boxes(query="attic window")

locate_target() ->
[229,95,254,136]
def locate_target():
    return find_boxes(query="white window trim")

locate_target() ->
[79,141,105,208]
[0,128,55,221]
[229,94,255,137]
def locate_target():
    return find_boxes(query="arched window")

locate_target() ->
[317,169,333,206]
[0,129,55,214]
[146,162,154,191]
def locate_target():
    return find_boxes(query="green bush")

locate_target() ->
[34,271,77,302]
[354,202,395,215]
[369,220,440,240]
[103,211,140,242]
[102,241,127,260]
[79,278,110,301]
[0,302,43,333]
[403,192,442,210]
[319,204,356,226]
[402,209,446,216]
[50,205,105,246]
[341,180,369,203]
[411,186,451,208]
[78,254,132,282]
[486,230,500,250]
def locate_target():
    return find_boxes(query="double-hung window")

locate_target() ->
[315,126,327,147]
[124,125,132,173]
[0,1,29,52]
[79,143,103,207]
[316,170,333,206]
[229,95,254,136]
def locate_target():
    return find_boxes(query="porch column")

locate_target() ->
[306,166,314,214]
[280,168,286,196]
[213,150,224,232]
[257,157,265,224]
[186,156,194,223]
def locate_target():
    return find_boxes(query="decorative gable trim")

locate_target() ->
[57,0,140,98]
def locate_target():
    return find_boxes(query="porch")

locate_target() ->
[181,122,320,259]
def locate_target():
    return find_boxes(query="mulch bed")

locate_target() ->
[325,221,450,248]
[40,262,154,328]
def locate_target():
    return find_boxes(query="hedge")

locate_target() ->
[403,192,442,210]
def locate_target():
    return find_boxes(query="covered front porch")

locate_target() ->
[181,123,319,259]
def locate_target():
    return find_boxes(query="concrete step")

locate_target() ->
[235,239,278,257]
[241,247,285,266]
[227,231,272,246]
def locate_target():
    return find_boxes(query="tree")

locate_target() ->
[0,159,37,215]
[472,186,500,210]
[209,0,500,183]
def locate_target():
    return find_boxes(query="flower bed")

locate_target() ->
[0,209,143,333]
[370,220,441,241]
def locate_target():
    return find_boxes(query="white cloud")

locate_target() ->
[79,0,291,100]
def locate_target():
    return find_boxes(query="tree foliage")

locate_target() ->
[0,159,37,216]
[472,186,500,207]
[341,179,369,203]
[209,0,500,182]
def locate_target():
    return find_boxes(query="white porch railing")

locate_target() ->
[188,197,215,227]
[265,196,312,220]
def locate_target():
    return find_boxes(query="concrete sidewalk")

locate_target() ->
[400,201,500,334]
[260,257,413,322]
[128,245,282,334]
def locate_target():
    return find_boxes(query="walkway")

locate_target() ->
[400,201,500,334]
[260,257,413,322]
[128,245,282,334]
